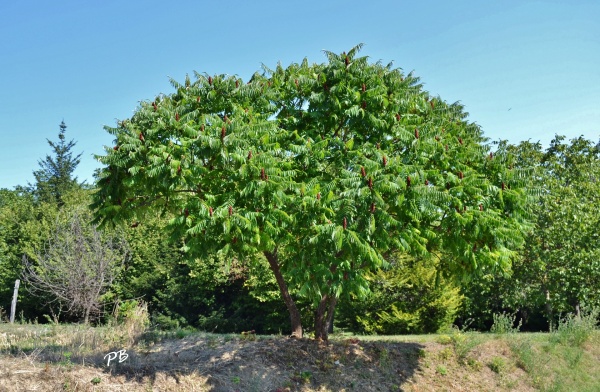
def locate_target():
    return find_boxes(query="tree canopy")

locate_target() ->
[33,121,82,204]
[93,45,532,340]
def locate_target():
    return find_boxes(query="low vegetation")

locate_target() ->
[0,310,597,391]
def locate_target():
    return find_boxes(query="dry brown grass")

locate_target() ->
[0,323,547,392]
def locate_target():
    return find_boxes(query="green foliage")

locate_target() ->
[23,193,127,324]
[337,254,463,334]
[32,121,82,205]
[490,312,522,334]
[436,364,447,375]
[0,189,35,305]
[488,356,506,373]
[551,308,599,348]
[0,188,97,321]
[92,45,532,339]
[510,136,600,325]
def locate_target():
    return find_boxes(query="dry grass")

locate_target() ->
[0,323,598,391]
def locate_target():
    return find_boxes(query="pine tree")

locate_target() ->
[93,45,533,341]
[33,121,82,205]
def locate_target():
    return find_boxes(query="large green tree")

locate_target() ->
[93,46,531,340]
[33,121,82,205]
[516,136,600,323]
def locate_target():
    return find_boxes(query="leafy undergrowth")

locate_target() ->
[0,324,598,391]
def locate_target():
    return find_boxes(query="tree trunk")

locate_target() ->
[314,294,338,341]
[544,288,553,331]
[264,250,303,338]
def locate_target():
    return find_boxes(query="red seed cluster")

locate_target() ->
[221,127,226,140]
[228,206,233,216]
[415,128,420,139]
[152,102,157,111]
[368,177,373,190]
[479,204,483,211]
[396,113,401,121]
[370,203,376,213]
[317,192,321,200]
[362,83,366,93]
[406,176,411,187]
[208,76,213,85]
[343,217,347,230]
[139,132,145,142]
[382,156,388,167]
[209,207,213,217]
[247,151,252,160]
[458,171,464,180]
[261,168,266,180]
[362,101,366,109]
[175,112,180,122]
[361,166,366,178]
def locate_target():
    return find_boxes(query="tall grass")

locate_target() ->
[0,300,150,365]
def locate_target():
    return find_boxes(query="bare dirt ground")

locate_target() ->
[0,331,536,392]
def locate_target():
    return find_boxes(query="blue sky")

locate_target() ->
[1,0,598,189]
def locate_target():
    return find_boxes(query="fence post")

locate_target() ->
[10,279,20,323]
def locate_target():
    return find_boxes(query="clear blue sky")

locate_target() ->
[1,0,598,189]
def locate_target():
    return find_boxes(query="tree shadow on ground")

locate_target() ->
[89,335,426,391]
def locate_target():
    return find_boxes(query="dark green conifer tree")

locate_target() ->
[32,121,82,205]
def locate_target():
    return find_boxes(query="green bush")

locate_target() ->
[551,308,599,347]
[488,356,507,373]
[490,312,522,334]
[337,255,463,335]
[152,313,182,330]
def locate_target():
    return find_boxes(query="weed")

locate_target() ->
[436,365,447,375]
[91,376,101,385]
[446,326,482,362]
[510,339,536,373]
[490,312,522,334]
[378,347,390,368]
[467,357,482,371]
[435,335,452,345]
[300,371,312,383]
[292,370,313,383]
[488,356,506,373]
[438,347,453,361]
[231,376,241,384]
[60,351,74,369]
[551,308,599,348]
